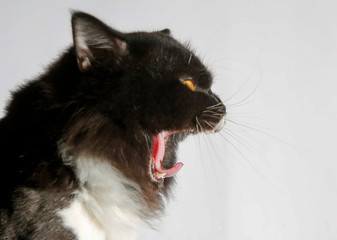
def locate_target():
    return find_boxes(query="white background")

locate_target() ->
[1,1,337,239]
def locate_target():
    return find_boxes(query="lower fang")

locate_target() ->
[155,172,167,179]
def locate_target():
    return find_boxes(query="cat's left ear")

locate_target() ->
[71,12,128,72]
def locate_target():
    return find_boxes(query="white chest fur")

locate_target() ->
[58,156,146,240]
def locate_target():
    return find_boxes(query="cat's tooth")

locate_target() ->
[155,172,167,179]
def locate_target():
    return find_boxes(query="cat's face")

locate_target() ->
[63,13,225,195]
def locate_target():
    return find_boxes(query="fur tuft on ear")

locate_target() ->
[71,12,128,72]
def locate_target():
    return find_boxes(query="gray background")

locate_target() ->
[1,0,337,239]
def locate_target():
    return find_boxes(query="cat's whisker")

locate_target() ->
[202,132,227,170]
[221,128,286,193]
[206,102,223,109]
[202,110,223,116]
[226,117,274,131]
[221,69,258,105]
[216,129,250,163]
[217,130,272,181]
[195,117,201,134]
[194,126,211,186]
[195,117,205,132]
[203,120,215,129]
[225,118,299,149]
[224,126,280,179]
[199,130,223,190]
[206,106,224,111]
[224,78,260,109]
[225,112,265,120]
[202,114,220,119]
[204,107,224,113]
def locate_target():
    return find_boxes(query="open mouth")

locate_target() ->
[148,112,226,183]
[149,131,184,183]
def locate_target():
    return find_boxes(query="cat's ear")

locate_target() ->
[71,12,128,72]
[160,29,171,35]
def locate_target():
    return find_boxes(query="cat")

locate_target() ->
[0,11,226,239]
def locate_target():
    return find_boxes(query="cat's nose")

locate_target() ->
[211,94,226,115]
[218,103,226,116]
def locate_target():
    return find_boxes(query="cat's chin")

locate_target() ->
[149,131,184,183]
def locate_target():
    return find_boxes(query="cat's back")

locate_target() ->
[0,102,78,239]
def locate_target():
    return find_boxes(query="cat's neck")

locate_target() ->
[58,154,147,240]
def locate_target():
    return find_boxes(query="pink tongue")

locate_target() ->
[152,131,183,178]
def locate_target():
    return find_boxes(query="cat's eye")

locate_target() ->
[182,80,195,91]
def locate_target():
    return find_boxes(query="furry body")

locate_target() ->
[0,12,226,239]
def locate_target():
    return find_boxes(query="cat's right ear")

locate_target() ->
[71,12,128,72]
[160,29,171,35]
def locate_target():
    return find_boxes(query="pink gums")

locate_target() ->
[152,131,183,178]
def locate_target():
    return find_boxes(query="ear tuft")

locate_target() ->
[71,12,128,72]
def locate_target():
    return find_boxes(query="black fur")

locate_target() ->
[0,12,225,239]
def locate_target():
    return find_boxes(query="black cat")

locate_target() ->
[0,12,226,239]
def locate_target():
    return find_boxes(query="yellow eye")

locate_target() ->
[182,80,195,91]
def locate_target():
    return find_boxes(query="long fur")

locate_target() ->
[58,154,145,240]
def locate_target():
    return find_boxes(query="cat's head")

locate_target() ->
[61,12,225,200]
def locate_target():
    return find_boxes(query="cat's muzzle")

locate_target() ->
[197,101,226,134]
[212,115,225,133]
